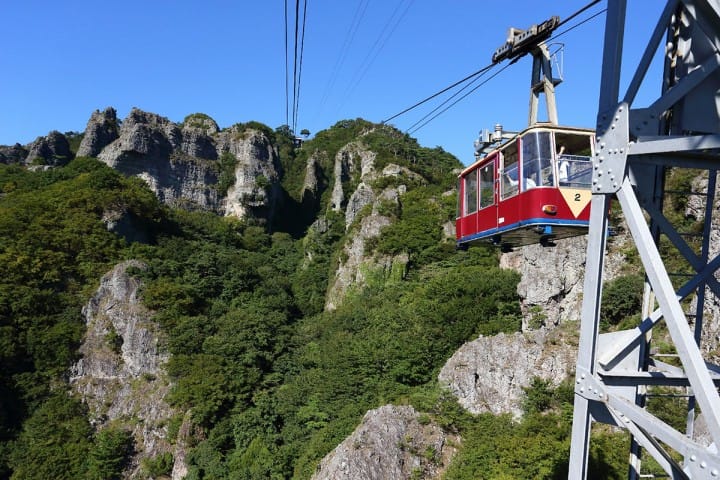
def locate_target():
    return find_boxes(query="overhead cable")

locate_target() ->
[293,0,308,133]
[408,63,512,135]
[381,0,607,131]
[556,0,602,28]
[315,0,370,116]
[381,63,494,124]
[548,7,606,42]
[291,0,300,133]
[284,0,290,128]
[339,0,415,112]
[405,67,495,132]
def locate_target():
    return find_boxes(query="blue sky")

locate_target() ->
[1,1,666,165]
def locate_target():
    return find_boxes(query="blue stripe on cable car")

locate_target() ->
[458,217,589,244]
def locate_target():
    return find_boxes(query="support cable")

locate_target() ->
[315,0,369,116]
[292,0,300,134]
[405,66,496,132]
[340,0,414,112]
[407,63,511,134]
[548,7,607,42]
[556,0,602,29]
[293,0,308,133]
[381,63,494,124]
[381,0,606,130]
[284,0,290,129]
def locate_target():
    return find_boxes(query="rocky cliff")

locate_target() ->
[70,261,186,479]
[95,109,221,212]
[687,173,720,357]
[218,126,281,220]
[311,405,458,480]
[325,143,428,311]
[499,234,628,329]
[25,130,72,166]
[439,330,576,417]
[77,107,120,157]
[0,143,29,164]
[83,107,279,222]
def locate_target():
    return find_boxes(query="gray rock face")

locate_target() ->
[77,107,119,157]
[25,130,72,166]
[345,182,375,227]
[500,237,588,329]
[180,124,218,159]
[325,143,427,311]
[90,108,279,221]
[326,213,393,311]
[330,143,376,212]
[70,260,184,478]
[98,109,181,168]
[438,330,577,417]
[311,405,458,480]
[96,108,219,211]
[686,173,720,356]
[0,143,28,164]
[301,153,324,200]
[218,127,280,219]
[499,230,631,330]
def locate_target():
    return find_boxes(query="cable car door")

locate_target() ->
[497,142,520,234]
[477,158,497,235]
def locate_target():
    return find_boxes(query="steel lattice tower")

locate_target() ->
[569,1,720,478]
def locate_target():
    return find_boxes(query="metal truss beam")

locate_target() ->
[570,1,720,478]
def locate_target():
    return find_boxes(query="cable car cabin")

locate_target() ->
[456,125,594,250]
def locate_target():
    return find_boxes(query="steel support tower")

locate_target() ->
[569,1,720,478]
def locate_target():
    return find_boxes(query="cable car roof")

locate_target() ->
[459,122,594,177]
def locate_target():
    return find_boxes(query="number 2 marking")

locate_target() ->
[574,193,581,202]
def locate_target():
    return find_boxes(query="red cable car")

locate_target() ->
[456,124,594,250]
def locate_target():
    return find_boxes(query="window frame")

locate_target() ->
[479,159,495,209]
[463,168,478,215]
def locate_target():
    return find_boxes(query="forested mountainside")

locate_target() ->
[1,108,682,479]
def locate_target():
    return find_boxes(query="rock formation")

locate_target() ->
[0,143,29,164]
[438,330,577,417]
[70,260,185,479]
[686,173,720,356]
[330,143,376,213]
[218,126,280,220]
[77,107,120,157]
[180,114,219,159]
[499,229,631,330]
[325,150,417,311]
[311,405,458,480]
[24,130,72,166]
[86,108,280,222]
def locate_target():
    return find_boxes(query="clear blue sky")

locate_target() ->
[0,1,665,165]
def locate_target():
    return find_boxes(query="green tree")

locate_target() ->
[87,427,134,480]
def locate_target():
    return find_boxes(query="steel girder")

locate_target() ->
[569,1,720,478]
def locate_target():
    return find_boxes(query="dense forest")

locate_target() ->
[0,119,634,479]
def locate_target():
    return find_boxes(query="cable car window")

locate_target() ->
[522,131,553,189]
[479,161,494,208]
[500,142,519,200]
[464,169,478,214]
[555,132,594,188]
